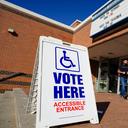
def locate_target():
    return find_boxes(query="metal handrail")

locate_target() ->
[0,72,25,82]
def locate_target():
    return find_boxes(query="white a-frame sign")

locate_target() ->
[36,36,99,128]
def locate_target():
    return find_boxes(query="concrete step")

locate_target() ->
[13,88,36,128]
[0,91,17,128]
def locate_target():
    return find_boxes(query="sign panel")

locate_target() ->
[36,36,99,128]
[90,0,128,36]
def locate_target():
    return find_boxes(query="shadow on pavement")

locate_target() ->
[96,101,110,122]
[51,102,110,127]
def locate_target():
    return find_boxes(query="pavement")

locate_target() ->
[13,88,36,128]
[64,93,128,128]
[0,89,128,128]
[0,91,17,128]
[0,89,35,128]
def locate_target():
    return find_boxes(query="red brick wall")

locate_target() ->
[72,22,92,47]
[0,7,73,92]
[0,7,73,74]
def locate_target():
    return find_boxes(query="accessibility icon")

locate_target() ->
[55,47,80,72]
[60,51,76,68]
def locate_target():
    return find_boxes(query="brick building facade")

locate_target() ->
[0,0,128,94]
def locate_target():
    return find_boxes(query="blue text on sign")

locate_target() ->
[53,72,85,99]
[53,72,83,85]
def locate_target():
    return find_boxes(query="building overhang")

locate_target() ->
[88,31,128,61]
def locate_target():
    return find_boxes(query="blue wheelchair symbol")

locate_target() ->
[55,47,80,72]
[60,51,76,68]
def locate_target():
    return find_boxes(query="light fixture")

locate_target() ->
[8,27,18,37]
[8,28,15,33]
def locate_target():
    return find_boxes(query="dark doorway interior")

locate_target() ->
[109,58,119,93]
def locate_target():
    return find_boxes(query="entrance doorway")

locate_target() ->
[97,57,119,93]
[109,59,119,93]
[97,58,109,92]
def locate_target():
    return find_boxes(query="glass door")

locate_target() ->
[97,58,109,92]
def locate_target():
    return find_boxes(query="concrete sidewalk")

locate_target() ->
[0,91,17,128]
[0,89,35,128]
[13,88,36,128]
[64,93,128,128]
[0,89,128,128]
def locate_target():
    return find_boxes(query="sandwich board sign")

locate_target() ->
[36,36,99,128]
